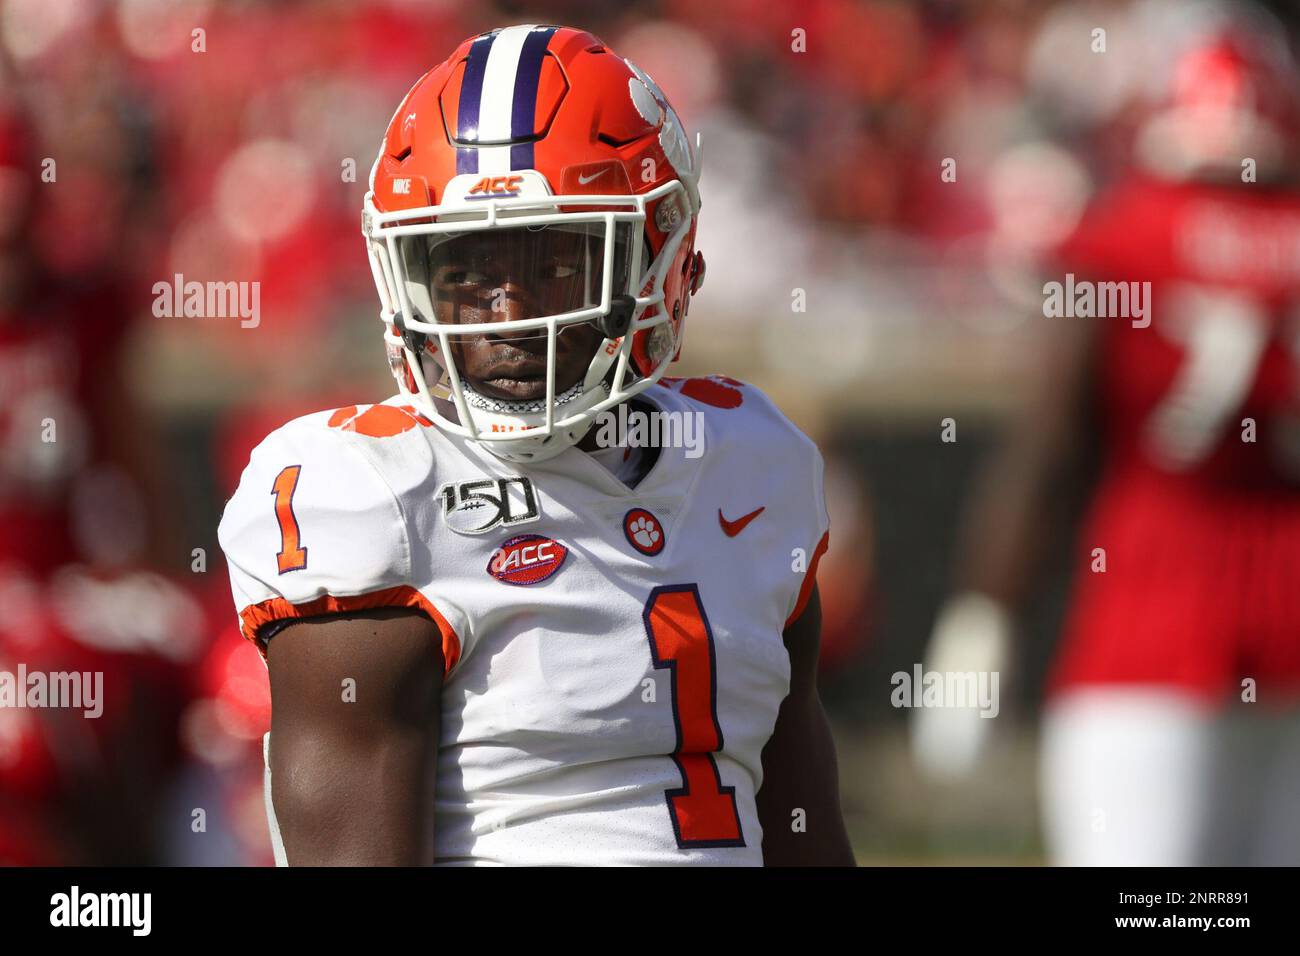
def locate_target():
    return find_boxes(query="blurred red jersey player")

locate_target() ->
[917,12,1300,865]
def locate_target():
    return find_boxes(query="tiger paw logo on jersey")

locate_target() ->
[487,534,568,586]
[327,404,433,437]
[623,508,665,556]
[659,375,746,409]
[465,175,524,200]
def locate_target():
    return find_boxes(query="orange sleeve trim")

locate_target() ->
[238,585,461,677]
[785,530,829,631]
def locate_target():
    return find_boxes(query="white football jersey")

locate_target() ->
[218,376,829,866]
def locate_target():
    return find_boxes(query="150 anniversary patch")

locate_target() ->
[437,477,540,535]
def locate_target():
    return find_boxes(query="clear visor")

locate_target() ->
[398,220,639,342]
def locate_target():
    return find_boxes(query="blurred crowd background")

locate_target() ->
[3,0,1300,865]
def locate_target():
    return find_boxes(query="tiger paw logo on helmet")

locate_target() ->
[362,24,707,465]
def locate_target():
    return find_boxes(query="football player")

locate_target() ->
[913,7,1300,866]
[218,25,854,866]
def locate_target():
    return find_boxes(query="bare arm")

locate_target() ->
[266,608,444,866]
[953,317,1099,608]
[913,321,1100,779]
[756,586,856,866]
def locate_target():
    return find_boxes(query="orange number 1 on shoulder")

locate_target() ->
[272,465,308,574]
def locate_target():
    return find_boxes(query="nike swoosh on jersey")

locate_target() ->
[577,168,608,185]
[718,506,765,537]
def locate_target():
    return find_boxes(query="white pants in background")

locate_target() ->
[1040,687,1300,866]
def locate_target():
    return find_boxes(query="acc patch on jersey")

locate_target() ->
[487,534,568,586]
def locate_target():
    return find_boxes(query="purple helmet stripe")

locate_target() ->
[456,32,497,174]
[509,26,557,170]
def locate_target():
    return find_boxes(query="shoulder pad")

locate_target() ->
[218,409,416,645]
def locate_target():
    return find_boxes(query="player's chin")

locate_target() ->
[467,374,533,400]
[472,370,589,402]
[473,374,548,401]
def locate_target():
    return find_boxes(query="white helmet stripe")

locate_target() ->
[475,24,537,174]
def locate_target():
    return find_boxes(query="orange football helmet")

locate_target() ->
[363,24,706,462]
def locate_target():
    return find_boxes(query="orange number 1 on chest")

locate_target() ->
[644,584,745,849]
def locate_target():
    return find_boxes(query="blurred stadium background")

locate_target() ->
[3,0,1298,865]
